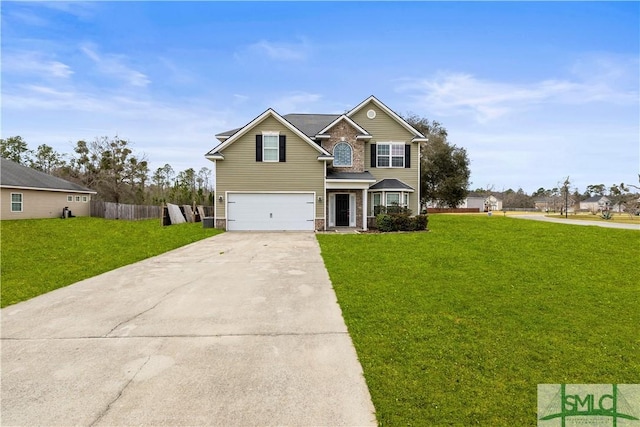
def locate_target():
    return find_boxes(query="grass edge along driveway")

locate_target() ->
[317,215,640,426]
[1,217,222,307]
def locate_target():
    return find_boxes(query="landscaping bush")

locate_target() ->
[412,214,428,230]
[374,208,428,232]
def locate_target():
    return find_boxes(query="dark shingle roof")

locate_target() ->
[1,158,95,193]
[369,179,414,191]
[216,114,340,139]
[216,127,242,138]
[283,114,340,137]
[326,171,376,181]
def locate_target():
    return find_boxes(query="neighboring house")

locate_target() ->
[459,192,503,212]
[1,157,96,219]
[579,195,611,212]
[534,196,576,212]
[205,96,427,231]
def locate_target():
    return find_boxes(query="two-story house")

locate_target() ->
[205,96,427,231]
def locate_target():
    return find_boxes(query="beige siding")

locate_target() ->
[215,116,326,219]
[351,101,421,214]
[1,188,92,220]
[364,144,420,214]
[351,102,415,142]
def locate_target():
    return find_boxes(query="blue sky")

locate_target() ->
[2,1,638,194]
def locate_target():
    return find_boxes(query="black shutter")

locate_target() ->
[405,144,411,168]
[279,135,286,162]
[256,135,263,162]
[370,144,377,168]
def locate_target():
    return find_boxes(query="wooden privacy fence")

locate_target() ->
[91,201,162,220]
[426,208,480,214]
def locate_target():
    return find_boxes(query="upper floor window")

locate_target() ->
[263,132,279,162]
[377,142,405,168]
[11,193,23,212]
[256,132,286,163]
[333,142,352,167]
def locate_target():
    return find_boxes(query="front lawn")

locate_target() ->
[1,217,222,307]
[317,215,640,426]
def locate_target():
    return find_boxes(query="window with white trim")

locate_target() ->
[82,196,88,202]
[377,142,404,168]
[386,193,400,206]
[11,193,23,212]
[67,195,73,202]
[371,193,382,215]
[333,142,352,167]
[75,196,81,202]
[263,132,279,162]
[370,191,410,216]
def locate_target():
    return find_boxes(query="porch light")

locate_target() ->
[218,195,224,203]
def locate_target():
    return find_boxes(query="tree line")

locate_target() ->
[1,135,213,206]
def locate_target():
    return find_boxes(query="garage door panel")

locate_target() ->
[227,193,315,231]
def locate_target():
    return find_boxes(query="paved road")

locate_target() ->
[1,233,376,426]
[510,214,640,230]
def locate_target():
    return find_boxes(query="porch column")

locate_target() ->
[362,189,368,231]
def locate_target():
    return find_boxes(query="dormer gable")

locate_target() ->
[315,115,371,141]
[347,95,427,142]
[206,109,332,161]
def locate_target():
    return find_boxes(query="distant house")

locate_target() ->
[579,195,611,213]
[534,196,577,213]
[1,158,96,219]
[459,192,503,212]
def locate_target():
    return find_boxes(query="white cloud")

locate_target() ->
[398,56,638,123]
[236,38,311,62]
[2,51,74,79]
[81,44,150,87]
[38,1,98,20]
[1,82,231,176]
[272,92,322,113]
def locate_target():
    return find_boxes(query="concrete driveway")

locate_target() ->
[1,233,376,426]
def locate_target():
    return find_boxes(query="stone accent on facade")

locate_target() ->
[215,219,226,230]
[322,120,366,173]
[315,219,325,231]
[367,216,376,230]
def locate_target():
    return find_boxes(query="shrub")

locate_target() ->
[376,214,397,232]
[412,214,428,230]
[374,211,429,232]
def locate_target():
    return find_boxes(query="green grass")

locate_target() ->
[317,215,640,426]
[1,217,222,307]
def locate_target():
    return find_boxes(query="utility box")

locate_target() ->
[202,217,214,228]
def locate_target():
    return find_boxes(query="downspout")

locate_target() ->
[323,161,327,231]
[362,188,368,231]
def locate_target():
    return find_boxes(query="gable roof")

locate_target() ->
[316,114,371,139]
[206,109,332,159]
[347,95,427,140]
[0,158,96,194]
[369,178,414,191]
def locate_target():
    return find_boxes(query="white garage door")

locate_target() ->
[227,193,315,231]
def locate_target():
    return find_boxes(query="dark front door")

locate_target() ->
[336,194,350,226]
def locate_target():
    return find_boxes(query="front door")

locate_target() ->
[335,194,350,226]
